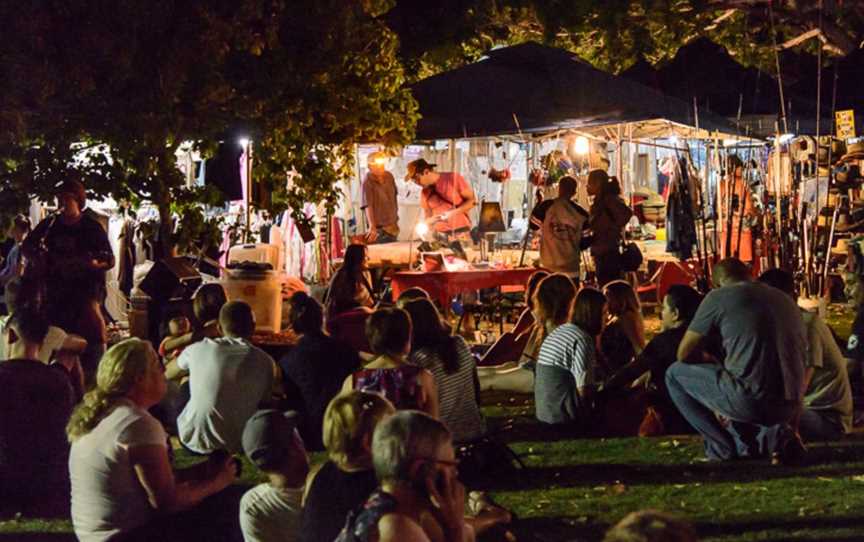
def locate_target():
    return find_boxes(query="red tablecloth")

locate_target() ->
[391,267,539,308]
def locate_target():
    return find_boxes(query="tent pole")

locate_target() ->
[616,124,624,182]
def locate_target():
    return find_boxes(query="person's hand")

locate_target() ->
[438,211,452,222]
[426,466,466,537]
[208,451,238,490]
[366,228,379,242]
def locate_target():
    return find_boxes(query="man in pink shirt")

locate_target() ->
[406,159,476,239]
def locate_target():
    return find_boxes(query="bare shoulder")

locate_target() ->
[378,513,430,542]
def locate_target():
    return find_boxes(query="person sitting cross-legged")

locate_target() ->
[666,258,807,463]
[758,269,853,442]
[240,410,310,542]
[174,300,275,455]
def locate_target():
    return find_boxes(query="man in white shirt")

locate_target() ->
[539,176,589,281]
[176,300,275,454]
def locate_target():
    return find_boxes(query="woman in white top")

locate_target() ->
[67,338,238,542]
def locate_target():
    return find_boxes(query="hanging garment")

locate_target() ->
[666,157,699,260]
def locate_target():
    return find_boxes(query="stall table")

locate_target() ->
[391,267,539,309]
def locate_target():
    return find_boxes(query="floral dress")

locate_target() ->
[352,365,422,410]
[335,489,398,542]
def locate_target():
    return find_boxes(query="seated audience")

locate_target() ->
[279,292,361,451]
[0,277,87,364]
[302,391,396,542]
[477,271,549,392]
[336,411,474,542]
[325,244,375,320]
[600,280,646,375]
[161,283,227,363]
[845,271,864,381]
[759,269,853,441]
[175,301,275,454]
[667,258,806,463]
[403,298,486,444]
[68,338,241,542]
[604,509,698,542]
[395,287,431,308]
[0,309,75,516]
[605,285,702,434]
[342,307,438,417]
[240,410,309,542]
[534,276,605,428]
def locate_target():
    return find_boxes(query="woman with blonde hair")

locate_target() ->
[301,391,395,542]
[600,280,646,375]
[68,338,240,542]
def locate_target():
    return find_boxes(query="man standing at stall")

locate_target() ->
[23,179,114,383]
[538,176,589,281]
[406,158,476,240]
[362,151,400,244]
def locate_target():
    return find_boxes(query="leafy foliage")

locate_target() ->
[1,0,417,255]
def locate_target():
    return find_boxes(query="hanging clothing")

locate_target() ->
[665,157,699,260]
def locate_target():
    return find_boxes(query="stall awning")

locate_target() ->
[411,42,748,141]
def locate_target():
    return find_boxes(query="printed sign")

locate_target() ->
[836,109,856,139]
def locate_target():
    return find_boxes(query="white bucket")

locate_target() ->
[222,269,284,332]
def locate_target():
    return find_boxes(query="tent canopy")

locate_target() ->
[411,42,748,142]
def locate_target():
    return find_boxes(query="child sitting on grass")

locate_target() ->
[158,315,191,363]
[240,409,309,542]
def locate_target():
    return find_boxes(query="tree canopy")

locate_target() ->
[1,0,417,251]
[2,0,858,251]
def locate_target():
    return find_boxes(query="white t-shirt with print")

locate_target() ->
[70,400,167,542]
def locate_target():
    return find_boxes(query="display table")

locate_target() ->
[391,267,539,308]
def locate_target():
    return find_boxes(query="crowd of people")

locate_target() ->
[0,177,862,542]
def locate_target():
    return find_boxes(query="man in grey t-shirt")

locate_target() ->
[665,258,806,462]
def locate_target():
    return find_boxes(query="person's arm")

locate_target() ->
[341,373,355,395]
[419,369,440,419]
[620,312,646,354]
[453,178,476,217]
[676,331,705,363]
[129,444,236,513]
[61,334,88,354]
[166,346,194,382]
[606,350,653,390]
[0,245,19,286]
[364,180,379,241]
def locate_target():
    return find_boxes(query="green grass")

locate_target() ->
[2,307,860,541]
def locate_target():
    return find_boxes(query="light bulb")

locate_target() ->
[573,136,590,155]
[415,221,429,237]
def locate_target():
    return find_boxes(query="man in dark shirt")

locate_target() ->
[23,179,115,381]
[605,285,703,434]
[279,292,360,450]
[0,308,75,516]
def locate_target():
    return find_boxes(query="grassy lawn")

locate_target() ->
[2,306,860,541]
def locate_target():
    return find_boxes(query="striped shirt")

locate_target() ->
[535,323,595,425]
[410,336,486,443]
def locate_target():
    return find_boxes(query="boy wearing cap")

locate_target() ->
[241,409,309,542]
[362,152,400,244]
[406,158,476,238]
